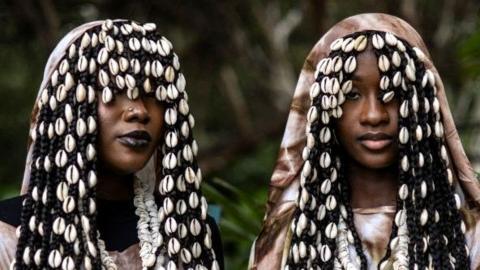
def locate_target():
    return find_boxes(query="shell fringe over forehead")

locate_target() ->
[251,13,480,270]
[14,19,220,270]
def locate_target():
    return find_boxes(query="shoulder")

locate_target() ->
[0,196,23,227]
[464,208,480,269]
[0,220,17,269]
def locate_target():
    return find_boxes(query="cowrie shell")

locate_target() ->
[331,56,343,73]
[393,71,402,87]
[372,34,385,49]
[62,196,75,213]
[56,182,68,201]
[143,78,152,93]
[64,224,77,243]
[319,127,331,143]
[354,35,367,51]
[392,51,401,67]
[62,256,75,270]
[55,118,66,136]
[128,37,141,51]
[97,48,108,64]
[65,134,76,152]
[165,217,178,235]
[88,58,97,74]
[165,66,175,82]
[413,47,426,62]
[190,219,202,236]
[48,250,62,268]
[168,238,181,255]
[55,150,68,167]
[176,73,186,92]
[399,127,409,144]
[378,55,390,72]
[76,118,87,137]
[108,58,119,75]
[51,70,59,86]
[341,80,353,94]
[326,195,337,210]
[104,36,115,52]
[420,209,428,226]
[185,167,197,184]
[66,165,79,184]
[102,87,113,103]
[401,155,409,172]
[86,144,96,161]
[189,192,199,208]
[319,152,331,168]
[400,100,409,118]
[165,108,178,125]
[329,38,343,51]
[59,59,69,75]
[396,40,406,52]
[325,222,338,239]
[382,91,395,103]
[344,56,357,74]
[380,76,390,90]
[88,171,97,187]
[341,37,354,52]
[399,184,408,200]
[405,65,416,81]
[167,84,179,100]
[385,32,398,46]
[52,217,66,235]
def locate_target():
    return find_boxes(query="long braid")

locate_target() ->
[285,30,470,270]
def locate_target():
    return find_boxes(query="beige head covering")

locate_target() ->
[250,13,480,269]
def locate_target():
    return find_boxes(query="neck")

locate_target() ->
[96,165,134,200]
[346,158,398,209]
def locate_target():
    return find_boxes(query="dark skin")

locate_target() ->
[336,45,399,209]
[96,93,164,200]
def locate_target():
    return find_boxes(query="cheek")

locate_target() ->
[146,103,165,145]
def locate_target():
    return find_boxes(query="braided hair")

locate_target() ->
[12,20,219,270]
[285,30,469,270]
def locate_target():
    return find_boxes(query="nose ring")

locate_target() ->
[128,107,134,112]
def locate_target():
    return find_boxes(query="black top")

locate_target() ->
[0,196,224,269]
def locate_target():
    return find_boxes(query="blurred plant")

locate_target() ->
[203,178,267,269]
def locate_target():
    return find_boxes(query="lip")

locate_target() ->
[357,132,393,151]
[117,130,152,148]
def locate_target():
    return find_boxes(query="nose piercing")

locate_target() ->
[128,107,134,112]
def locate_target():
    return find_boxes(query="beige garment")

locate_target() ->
[250,13,480,269]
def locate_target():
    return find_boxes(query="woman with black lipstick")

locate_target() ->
[0,20,223,270]
[250,13,480,269]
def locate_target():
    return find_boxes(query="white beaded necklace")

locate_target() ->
[334,205,409,270]
[96,176,162,270]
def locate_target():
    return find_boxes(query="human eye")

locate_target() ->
[345,90,360,100]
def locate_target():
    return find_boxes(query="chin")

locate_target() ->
[111,156,151,175]
[359,155,397,169]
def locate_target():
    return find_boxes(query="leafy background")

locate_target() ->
[0,0,479,269]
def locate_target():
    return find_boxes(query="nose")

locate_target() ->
[123,99,150,124]
[359,93,389,127]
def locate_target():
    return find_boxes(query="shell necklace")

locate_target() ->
[334,205,409,270]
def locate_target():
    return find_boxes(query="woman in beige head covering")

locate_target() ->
[250,13,480,269]
[0,19,223,270]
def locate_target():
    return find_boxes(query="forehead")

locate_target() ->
[351,46,381,86]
